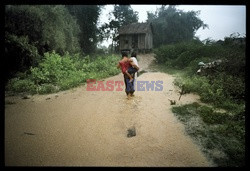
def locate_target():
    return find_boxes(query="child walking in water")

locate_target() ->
[117,51,139,83]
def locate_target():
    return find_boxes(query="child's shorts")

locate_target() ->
[128,67,138,74]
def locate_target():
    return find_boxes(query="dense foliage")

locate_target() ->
[66,5,102,54]
[147,5,208,48]
[5,5,81,55]
[154,34,245,166]
[154,35,245,108]
[5,5,102,83]
[6,51,120,94]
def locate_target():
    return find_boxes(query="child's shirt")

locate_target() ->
[130,57,139,68]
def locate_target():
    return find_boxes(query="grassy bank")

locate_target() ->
[172,103,245,167]
[151,38,245,167]
[6,51,121,95]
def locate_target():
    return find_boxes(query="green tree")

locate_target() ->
[5,5,81,55]
[147,5,208,47]
[146,10,157,23]
[5,5,81,82]
[66,5,103,55]
[99,5,139,52]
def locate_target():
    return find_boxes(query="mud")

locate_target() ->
[5,54,213,166]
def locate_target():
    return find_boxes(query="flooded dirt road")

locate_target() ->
[5,54,213,166]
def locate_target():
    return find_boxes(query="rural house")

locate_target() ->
[118,22,153,53]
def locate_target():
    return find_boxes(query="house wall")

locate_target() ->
[119,32,153,51]
[138,34,145,49]
[119,35,132,50]
[145,33,153,49]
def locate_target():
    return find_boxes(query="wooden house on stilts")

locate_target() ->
[118,22,153,53]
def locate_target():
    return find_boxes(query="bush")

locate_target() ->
[58,71,86,90]
[154,40,203,64]
[165,38,246,107]
[154,38,245,78]
[165,37,245,167]
[37,84,59,94]
[30,51,66,84]
[6,51,120,95]
[6,78,37,94]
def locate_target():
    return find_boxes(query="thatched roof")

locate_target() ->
[118,22,153,35]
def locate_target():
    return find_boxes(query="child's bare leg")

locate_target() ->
[125,71,133,82]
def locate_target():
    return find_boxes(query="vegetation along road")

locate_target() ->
[5,54,214,166]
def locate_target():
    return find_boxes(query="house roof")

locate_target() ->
[118,22,153,35]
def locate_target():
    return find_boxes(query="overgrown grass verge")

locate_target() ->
[172,102,245,167]
[173,75,245,111]
[148,59,183,75]
[6,51,121,95]
[152,38,245,167]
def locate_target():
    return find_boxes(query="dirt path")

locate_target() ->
[5,54,213,166]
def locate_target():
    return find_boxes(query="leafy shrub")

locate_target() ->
[58,71,86,90]
[6,78,37,94]
[6,51,120,94]
[168,37,245,167]
[154,44,178,63]
[154,40,203,64]
[37,84,59,94]
[154,38,245,78]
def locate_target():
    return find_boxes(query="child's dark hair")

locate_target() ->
[121,51,128,57]
[131,51,137,58]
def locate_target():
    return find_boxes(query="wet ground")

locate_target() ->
[5,54,213,166]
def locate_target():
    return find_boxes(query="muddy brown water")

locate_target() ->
[5,54,214,166]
